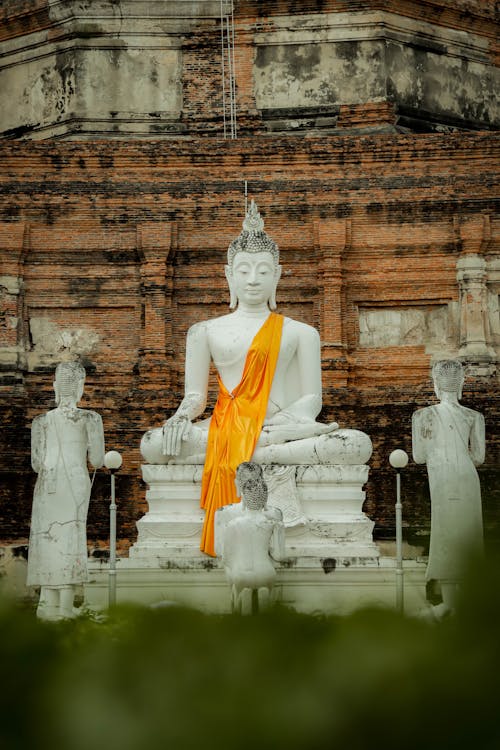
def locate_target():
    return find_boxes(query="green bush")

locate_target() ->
[1,557,499,750]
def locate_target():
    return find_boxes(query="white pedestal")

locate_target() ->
[130,465,205,560]
[129,463,378,563]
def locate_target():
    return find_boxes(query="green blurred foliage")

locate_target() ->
[1,556,500,750]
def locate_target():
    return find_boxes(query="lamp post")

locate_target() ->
[104,450,123,607]
[389,449,409,614]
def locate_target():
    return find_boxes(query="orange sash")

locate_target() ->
[200,312,284,556]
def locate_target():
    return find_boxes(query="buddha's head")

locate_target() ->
[226,201,282,310]
[235,460,262,493]
[432,359,464,400]
[54,361,86,406]
[241,477,268,510]
[235,462,268,510]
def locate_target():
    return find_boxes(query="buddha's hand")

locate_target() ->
[162,413,191,456]
[260,419,339,445]
[264,410,300,426]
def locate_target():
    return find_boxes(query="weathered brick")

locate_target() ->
[0,133,498,554]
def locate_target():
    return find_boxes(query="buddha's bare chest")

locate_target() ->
[207,318,297,372]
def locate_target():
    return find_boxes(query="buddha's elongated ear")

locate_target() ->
[269,264,282,311]
[225,264,237,309]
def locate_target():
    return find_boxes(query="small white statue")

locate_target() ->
[412,359,485,617]
[27,362,105,620]
[217,462,285,614]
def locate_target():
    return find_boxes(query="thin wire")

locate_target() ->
[231,0,237,138]
[220,1,237,140]
[226,12,234,138]
[220,0,227,138]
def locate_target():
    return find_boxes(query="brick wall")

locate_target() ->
[0,132,498,553]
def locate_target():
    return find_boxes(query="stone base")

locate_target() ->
[129,463,379,562]
[85,556,428,616]
[0,544,428,616]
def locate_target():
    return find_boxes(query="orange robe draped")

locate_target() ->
[200,312,284,556]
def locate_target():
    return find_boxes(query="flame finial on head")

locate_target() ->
[242,200,265,233]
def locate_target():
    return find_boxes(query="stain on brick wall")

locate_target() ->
[2,1,498,139]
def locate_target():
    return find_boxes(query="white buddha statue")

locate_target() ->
[217,461,285,614]
[412,359,485,618]
[140,201,371,555]
[141,202,370,467]
[27,362,105,620]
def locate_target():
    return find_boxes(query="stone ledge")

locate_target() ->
[85,556,428,615]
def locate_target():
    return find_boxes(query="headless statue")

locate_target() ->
[27,362,105,620]
[412,359,485,618]
[216,462,285,614]
[141,201,371,555]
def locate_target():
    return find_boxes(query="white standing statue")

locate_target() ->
[216,462,285,614]
[141,201,371,556]
[412,359,485,617]
[27,362,105,620]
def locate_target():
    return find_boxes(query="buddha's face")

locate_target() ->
[226,251,281,309]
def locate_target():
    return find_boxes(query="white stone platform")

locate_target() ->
[84,556,428,616]
[0,544,429,616]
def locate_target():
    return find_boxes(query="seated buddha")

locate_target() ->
[141,201,371,554]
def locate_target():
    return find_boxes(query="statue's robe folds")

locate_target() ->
[412,402,485,582]
[27,408,105,587]
[200,313,284,556]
